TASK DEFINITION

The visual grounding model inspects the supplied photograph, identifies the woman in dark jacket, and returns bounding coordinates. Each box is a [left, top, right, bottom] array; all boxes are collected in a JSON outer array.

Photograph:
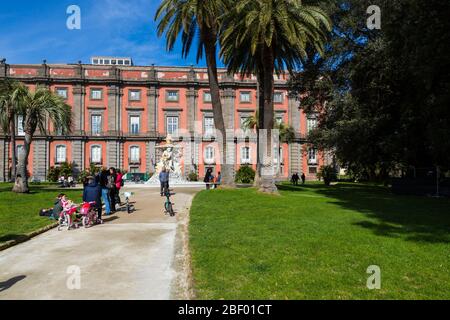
[[83, 176, 102, 220]]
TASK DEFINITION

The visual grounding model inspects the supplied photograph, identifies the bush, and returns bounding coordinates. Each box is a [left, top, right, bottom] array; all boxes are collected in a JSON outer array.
[[235, 165, 256, 184], [188, 172, 198, 182], [47, 166, 60, 182], [317, 165, 338, 186]]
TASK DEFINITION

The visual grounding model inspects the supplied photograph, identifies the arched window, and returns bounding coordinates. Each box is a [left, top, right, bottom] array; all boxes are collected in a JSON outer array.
[[91, 145, 102, 164], [56, 145, 67, 164], [130, 146, 140, 163]]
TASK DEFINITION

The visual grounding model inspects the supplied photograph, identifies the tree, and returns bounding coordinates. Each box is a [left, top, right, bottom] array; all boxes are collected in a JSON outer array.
[[221, 0, 331, 192], [289, 0, 450, 180], [12, 85, 72, 193], [0, 79, 23, 181], [155, 0, 235, 186]]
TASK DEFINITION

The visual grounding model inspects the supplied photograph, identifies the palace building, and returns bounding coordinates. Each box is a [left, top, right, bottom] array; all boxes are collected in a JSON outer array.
[[0, 58, 325, 182]]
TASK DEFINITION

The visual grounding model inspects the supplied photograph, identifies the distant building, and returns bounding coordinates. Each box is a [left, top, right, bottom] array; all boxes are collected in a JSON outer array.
[[0, 59, 326, 182], [91, 56, 133, 66]]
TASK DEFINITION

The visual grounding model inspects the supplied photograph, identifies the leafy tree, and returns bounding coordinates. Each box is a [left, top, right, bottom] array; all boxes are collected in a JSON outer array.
[[289, 0, 450, 180]]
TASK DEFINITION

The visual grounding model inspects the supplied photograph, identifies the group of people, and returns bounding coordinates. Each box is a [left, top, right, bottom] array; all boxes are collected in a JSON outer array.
[[82, 168, 124, 219], [291, 172, 306, 186], [58, 175, 76, 188], [204, 169, 221, 190]]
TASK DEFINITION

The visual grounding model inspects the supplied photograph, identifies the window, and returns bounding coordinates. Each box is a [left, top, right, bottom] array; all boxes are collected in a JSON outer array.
[[167, 116, 179, 135], [130, 116, 140, 134], [93, 59, 99, 64], [56, 145, 66, 164], [166, 90, 179, 102], [241, 147, 251, 164], [124, 60, 130, 65], [111, 60, 117, 65], [274, 92, 284, 103], [91, 89, 103, 100], [240, 91, 251, 103], [307, 118, 318, 133], [17, 115, 24, 136], [130, 146, 140, 163], [204, 146, 215, 164], [91, 115, 102, 135], [56, 88, 68, 99], [308, 148, 317, 165], [204, 117, 215, 136], [118, 60, 124, 65], [274, 147, 283, 164], [129, 90, 141, 101], [104, 59, 110, 65], [204, 91, 212, 103], [91, 146, 102, 164]]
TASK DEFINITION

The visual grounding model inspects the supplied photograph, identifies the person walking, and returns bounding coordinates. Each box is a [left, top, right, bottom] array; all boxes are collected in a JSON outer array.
[[159, 167, 170, 196], [292, 173, 300, 186], [301, 173, 306, 185], [115, 169, 124, 206], [99, 169, 111, 215], [108, 168, 118, 213], [83, 176, 103, 223], [215, 171, 222, 189], [203, 168, 212, 190]]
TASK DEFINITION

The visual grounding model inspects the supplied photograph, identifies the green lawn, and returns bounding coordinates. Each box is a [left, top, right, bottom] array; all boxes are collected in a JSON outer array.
[[189, 183, 450, 299], [0, 183, 82, 244]]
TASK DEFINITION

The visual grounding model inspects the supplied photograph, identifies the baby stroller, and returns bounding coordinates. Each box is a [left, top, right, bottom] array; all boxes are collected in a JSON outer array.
[[79, 201, 102, 228], [58, 205, 81, 231]]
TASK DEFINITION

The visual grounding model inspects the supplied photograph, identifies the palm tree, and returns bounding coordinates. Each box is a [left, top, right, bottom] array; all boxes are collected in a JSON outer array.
[[155, 0, 235, 186], [221, 0, 331, 192], [0, 79, 22, 181], [12, 85, 72, 193]]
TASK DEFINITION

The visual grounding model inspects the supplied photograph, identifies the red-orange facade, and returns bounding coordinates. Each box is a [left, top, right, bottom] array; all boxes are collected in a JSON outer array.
[[0, 61, 327, 181]]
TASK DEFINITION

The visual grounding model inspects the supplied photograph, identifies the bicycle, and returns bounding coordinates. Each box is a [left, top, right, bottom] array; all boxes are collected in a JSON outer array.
[[164, 189, 175, 217]]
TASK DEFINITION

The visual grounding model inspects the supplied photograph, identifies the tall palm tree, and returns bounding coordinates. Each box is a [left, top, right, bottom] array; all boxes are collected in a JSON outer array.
[[221, 0, 331, 192], [12, 85, 72, 193], [0, 79, 22, 181], [155, 0, 235, 186]]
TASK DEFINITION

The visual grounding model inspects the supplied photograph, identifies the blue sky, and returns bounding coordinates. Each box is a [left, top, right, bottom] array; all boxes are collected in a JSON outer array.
[[0, 0, 209, 66]]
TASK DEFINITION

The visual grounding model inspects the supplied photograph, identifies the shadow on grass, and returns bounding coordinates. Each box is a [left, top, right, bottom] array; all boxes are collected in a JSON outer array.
[[0, 234, 29, 243], [278, 183, 450, 244]]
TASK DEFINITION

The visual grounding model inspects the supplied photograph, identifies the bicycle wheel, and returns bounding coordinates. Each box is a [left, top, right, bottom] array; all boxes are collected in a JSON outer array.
[[168, 203, 175, 216]]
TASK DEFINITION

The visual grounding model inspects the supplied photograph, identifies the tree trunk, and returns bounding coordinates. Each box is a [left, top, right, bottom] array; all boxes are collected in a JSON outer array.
[[259, 45, 278, 193], [9, 118, 17, 182], [12, 132, 31, 193], [201, 27, 235, 187], [254, 62, 265, 188]]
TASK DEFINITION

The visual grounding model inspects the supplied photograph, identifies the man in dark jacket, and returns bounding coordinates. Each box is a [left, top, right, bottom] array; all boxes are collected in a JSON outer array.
[[159, 167, 170, 196], [83, 176, 102, 220]]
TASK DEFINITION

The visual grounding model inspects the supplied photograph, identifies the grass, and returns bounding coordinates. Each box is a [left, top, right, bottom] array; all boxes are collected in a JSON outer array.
[[189, 182, 450, 299], [0, 183, 82, 244]]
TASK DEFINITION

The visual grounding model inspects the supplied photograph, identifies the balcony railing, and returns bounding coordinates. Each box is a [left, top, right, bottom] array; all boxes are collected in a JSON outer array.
[[89, 158, 103, 165], [129, 158, 141, 165]]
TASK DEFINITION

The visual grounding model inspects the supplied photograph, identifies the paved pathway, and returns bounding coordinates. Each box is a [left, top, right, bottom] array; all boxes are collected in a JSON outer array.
[[0, 187, 200, 300]]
